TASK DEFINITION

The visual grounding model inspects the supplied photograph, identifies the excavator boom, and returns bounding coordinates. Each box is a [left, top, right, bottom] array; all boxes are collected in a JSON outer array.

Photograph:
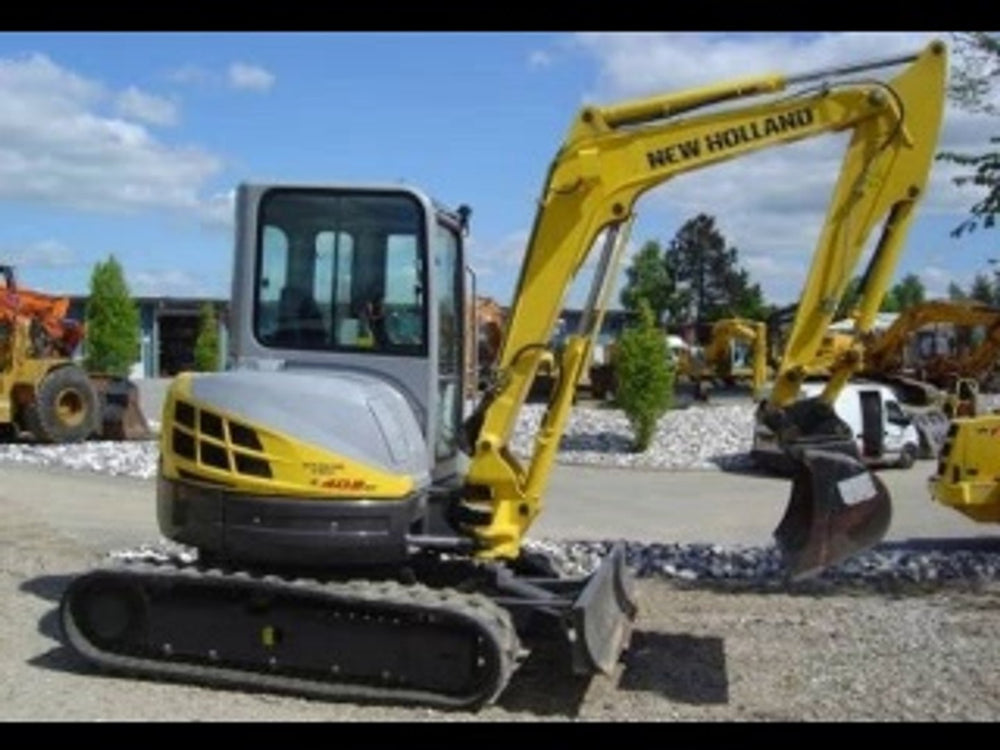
[[464, 41, 947, 578]]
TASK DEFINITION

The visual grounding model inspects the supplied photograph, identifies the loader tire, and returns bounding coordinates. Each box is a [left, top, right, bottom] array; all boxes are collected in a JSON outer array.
[[22, 365, 100, 444]]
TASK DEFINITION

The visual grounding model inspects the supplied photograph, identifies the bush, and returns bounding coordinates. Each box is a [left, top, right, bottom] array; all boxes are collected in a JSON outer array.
[[193, 302, 221, 372], [614, 299, 675, 451], [84, 255, 140, 377]]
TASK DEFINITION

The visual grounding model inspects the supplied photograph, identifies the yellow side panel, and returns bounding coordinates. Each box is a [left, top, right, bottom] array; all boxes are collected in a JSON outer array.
[[160, 376, 414, 500]]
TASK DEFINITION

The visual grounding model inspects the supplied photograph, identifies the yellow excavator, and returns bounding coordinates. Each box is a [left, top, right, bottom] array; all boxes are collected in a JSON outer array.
[[689, 317, 768, 399], [862, 299, 1000, 393], [59, 40, 947, 708], [929, 414, 1000, 523]]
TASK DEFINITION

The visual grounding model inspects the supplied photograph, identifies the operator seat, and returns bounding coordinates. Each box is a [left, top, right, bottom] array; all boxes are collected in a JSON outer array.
[[274, 285, 327, 348]]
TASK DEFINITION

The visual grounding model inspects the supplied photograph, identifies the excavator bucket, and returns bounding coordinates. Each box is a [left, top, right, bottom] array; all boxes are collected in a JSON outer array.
[[775, 447, 891, 580], [89, 375, 153, 441], [763, 397, 892, 580]]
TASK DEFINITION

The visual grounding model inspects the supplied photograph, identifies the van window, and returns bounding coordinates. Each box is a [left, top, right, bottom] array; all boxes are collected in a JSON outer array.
[[885, 399, 906, 423]]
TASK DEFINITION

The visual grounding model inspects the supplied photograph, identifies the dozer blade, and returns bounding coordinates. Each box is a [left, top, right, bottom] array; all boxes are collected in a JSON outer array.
[[775, 448, 892, 580], [568, 542, 639, 675]]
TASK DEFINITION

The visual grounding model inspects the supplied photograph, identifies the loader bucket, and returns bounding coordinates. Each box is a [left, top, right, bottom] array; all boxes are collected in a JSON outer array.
[[89, 375, 153, 441], [775, 447, 891, 580], [568, 542, 639, 675]]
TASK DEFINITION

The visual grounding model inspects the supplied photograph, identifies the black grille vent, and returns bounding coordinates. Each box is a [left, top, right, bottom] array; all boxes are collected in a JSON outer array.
[[230, 421, 263, 451], [200, 441, 230, 471], [175, 401, 196, 428], [173, 429, 196, 460], [200, 410, 225, 440], [235, 453, 272, 478], [170, 399, 272, 480]]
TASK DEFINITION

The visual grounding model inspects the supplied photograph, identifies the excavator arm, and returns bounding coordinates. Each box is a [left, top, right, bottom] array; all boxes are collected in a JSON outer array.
[[862, 300, 1000, 378], [462, 41, 948, 575]]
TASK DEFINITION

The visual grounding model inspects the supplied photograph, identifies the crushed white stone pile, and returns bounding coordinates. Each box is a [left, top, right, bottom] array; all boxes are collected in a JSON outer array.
[[0, 402, 758, 476]]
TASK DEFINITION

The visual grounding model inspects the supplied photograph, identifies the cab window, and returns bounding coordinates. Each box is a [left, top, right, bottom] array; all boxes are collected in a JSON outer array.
[[253, 189, 427, 355]]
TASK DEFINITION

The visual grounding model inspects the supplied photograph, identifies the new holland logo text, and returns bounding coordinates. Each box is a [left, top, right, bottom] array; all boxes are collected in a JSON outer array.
[[646, 107, 816, 169]]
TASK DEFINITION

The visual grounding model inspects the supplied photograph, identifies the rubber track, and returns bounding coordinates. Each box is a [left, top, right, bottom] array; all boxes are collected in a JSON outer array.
[[60, 555, 524, 710]]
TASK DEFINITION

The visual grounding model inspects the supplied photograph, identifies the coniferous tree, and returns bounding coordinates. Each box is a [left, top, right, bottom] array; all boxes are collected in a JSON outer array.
[[664, 214, 766, 324], [614, 299, 675, 451], [85, 255, 140, 376]]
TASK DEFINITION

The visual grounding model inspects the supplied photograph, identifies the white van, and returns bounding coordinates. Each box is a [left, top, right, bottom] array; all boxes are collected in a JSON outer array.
[[752, 380, 921, 473]]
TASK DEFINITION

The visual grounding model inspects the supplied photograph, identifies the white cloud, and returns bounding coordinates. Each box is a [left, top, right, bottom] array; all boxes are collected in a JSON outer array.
[[922, 264, 956, 297], [199, 188, 236, 230], [0, 238, 75, 268], [115, 86, 179, 127], [227, 62, 275, 92], [165, 64, 210, 86], [528, 50, 552, 68], [468, 228, 530, 277], [130, 268, 221, 297], [165, 61, 276, 93], [0, 52, 224, 221]]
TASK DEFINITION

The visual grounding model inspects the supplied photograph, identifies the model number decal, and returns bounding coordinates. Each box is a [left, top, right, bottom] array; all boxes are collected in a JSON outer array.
[[319, 477, 375, 492], [303, 461, 346, 475]]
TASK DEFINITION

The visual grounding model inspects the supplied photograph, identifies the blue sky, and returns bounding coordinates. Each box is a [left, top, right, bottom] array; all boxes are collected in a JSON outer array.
[[0, 31, 995, 310]]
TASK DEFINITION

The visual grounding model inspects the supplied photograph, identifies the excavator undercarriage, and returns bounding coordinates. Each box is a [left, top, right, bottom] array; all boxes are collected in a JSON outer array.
[[61, 543, 636, 709]]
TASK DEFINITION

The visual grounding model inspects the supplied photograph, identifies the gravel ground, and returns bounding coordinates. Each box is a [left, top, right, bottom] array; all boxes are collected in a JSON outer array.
[[3, 399, 1000, 721], [3, 512, 998, 722]]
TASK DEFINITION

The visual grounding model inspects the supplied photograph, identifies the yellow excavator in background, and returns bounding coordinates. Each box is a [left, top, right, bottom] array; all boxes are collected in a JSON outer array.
[[688, 317, 768, 399], [60, 41, 947, 709], [848, 299, 1000, 456], [767, 302, 855, 380], [930, 413, 1000, 523], [920, 311, 1000, 523], [861, 298, 1000, 396]]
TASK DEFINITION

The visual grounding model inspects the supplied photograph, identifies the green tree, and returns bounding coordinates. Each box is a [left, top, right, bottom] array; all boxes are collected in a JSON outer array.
[[614, 299, 674, 451], [194, 302, 221, 372], [948, 281, 968, 300], [969, 272, 997, 305], [664, 213, 766, 324], [836, 273, 921, 315], [619, 239, 675, 324], [937, 32, 999, 235], [880, 287, 902, 313], [85, 254, 140, 376], [889, 273, 926, 311]]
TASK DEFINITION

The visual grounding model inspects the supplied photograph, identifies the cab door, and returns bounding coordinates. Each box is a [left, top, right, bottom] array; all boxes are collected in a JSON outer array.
[[430, 219, 466, 482]]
